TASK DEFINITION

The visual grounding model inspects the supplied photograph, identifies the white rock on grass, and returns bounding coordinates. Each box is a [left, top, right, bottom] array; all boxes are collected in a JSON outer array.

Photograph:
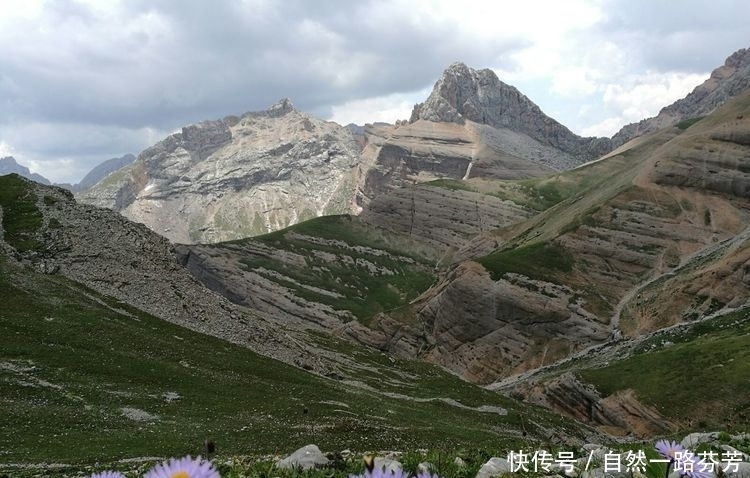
[[681, 432, 718, 449], [721, 445, 750, 462], [373, 457, 403, 474], [720, 461, 750, 478], [475, 457, 511, 478], [276, 444, 329, 470], [579, 465, 632, 478], [120, 407, 158, 422]]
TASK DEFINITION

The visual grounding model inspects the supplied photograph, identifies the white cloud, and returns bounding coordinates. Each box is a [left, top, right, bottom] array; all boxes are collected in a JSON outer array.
[[581, 71, 708, 136], [0, 141, 18, 158], [328, 89, 430, 126]]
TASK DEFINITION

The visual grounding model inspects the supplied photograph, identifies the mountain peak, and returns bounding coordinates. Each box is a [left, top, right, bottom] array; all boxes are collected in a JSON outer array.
[[725, 47, 750, 69], [411, 62, 611, 161], [266, 98, 295, 117], [0, 156, 51, 185], [0, 156, 18, 166]]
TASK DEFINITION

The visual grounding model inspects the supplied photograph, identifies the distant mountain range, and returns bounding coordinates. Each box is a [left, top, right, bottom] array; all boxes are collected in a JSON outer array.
[[0, 153, 135, 192], [0, 156, 51, 185], [74, 47, 750, 245]]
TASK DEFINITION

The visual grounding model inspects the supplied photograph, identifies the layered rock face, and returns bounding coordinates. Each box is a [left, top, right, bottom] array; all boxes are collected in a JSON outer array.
[[410, 62, 612, 161], [417, 262, 610, 384], [358, 120, 559, 205], [79, 99, 363, 244], [415, 90, 750, 384], [360, 181, 533, 252], [613, 47, 750, 145], [512, 373, 675, 437]]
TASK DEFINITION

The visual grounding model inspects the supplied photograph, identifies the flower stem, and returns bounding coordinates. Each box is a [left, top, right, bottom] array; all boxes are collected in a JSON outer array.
[[664, 460, 673, 478]]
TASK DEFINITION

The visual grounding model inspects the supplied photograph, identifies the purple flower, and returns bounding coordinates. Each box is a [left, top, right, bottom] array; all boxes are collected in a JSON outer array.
[[655, 440, 715, 478], [655, 440, 686, 461], [144, 455, 219, 478], [90, 473, 126, 478], [349, 469, 411, 478], [675, 455, 715, 478]]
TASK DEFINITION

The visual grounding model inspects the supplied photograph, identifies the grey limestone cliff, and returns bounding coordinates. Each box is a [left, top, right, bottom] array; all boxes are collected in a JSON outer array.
[[78, 99, 363, 244]]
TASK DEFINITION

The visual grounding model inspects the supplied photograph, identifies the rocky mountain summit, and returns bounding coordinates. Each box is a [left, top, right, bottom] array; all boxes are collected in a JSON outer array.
[[410, 62, 613, 162], [0, 156, 50, 185], [78, 99, 364, 244], [613, 47, 750, 145]]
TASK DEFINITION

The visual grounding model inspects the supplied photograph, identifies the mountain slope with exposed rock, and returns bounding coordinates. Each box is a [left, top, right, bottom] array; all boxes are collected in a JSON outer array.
[[613, 47, 750, 145], [78, 99, 364, 244], [0, 174, 334, 373], [416, 88, 750, 385]]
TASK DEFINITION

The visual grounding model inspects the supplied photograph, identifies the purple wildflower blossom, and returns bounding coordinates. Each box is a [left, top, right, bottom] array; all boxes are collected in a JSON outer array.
[[655, 440, 715, 478], [676, 455, 715, 478], [349, 468, 411, 478], [655, 440, 686, 461], [90, 472, 126, 478], [143, 455, 219, 478]]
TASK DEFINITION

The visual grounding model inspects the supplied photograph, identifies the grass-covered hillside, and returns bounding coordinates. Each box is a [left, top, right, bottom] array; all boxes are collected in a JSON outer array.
[[579, 307, 750, 431], [179, 214, 438, 325], [0, 254, 587, 467]]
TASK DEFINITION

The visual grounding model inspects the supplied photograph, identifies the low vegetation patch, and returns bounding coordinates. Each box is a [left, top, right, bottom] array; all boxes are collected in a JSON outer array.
[[477, 241, 573, 283], [231, 215, 436, 321], [0, 174, 44, 252], [676, 116, 705, 130]]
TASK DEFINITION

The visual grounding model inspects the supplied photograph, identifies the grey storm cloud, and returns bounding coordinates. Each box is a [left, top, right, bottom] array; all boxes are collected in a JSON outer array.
[[0, 0, 525, 130], [599, 0, 750, 72]]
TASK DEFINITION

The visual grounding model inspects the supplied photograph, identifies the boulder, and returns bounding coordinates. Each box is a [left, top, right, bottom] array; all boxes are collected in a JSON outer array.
[[276, 444, 329, 470]]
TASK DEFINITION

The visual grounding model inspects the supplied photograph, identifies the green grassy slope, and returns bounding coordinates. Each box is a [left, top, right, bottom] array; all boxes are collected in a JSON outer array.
[[579, 308, 750, 431], [0, 174, 45, 252], [0, 256, 583, 466], [204, 215, 437, 323]]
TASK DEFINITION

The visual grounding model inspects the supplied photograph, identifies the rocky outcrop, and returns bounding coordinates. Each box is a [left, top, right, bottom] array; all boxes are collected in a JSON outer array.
[[514, 373, 675, 437], [356, 116, 559, 208], [410, 62, 612, 161], [0, 175, 334, 374], [613, 47, 750, 145], [0, 156, 51, 185], [78, 99, 363, 244], [416, 262, 610, 384], [360, 181, 533, 253]]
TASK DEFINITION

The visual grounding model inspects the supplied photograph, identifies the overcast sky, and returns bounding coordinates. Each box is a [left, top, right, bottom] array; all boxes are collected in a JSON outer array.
[[1, 0, 748, 184]]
